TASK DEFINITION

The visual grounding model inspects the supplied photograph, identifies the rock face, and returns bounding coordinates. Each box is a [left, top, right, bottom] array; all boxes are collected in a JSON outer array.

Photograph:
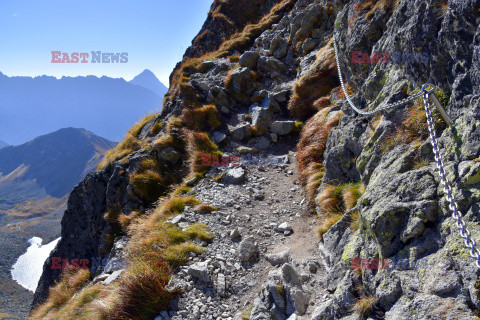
[[32, 0, 480, 319]]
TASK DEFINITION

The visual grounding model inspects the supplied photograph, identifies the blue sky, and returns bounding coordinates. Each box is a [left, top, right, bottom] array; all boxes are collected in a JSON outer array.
[[0, 0, 213, 85]]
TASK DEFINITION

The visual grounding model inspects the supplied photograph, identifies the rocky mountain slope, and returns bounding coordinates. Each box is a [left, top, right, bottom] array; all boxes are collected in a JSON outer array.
[[0, 128, 115, 320], [0, 128, 116, 219], [31, 0, 480, 319]]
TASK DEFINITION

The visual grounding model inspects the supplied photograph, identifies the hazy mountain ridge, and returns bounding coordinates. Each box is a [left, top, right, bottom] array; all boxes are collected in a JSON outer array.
[[0, 128, 116, 212], [0, 71, 166, 145], [0, 140, 9, 148], [129, 69, 168, 97]]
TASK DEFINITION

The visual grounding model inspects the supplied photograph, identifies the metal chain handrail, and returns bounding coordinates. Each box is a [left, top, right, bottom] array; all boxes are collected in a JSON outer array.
[[333, 32, 480, 267], [333, 35, 424, 115], [422, 89, 480, 268]]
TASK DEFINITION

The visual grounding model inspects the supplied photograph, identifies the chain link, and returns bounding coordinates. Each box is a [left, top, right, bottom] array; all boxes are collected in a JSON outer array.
[[333, 36, 424, 115], [423, 92, 480, 268], [333, 33, 480, 267]]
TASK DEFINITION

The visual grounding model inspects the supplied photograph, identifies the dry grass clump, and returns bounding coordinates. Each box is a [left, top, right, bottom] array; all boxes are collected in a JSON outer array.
[[316, 182, 365, 214], [118, 210, 143, 231], [380, 88, 449, 153], [349, 210, 362, 232], [358, 0, 400, 21], [150, 122, 163, 135], [316, 182, 365, 240], [193, 204, 218, 214], [98, 114, 159, 169], [30, 269, 92, 319], [187, 131, 223, 177], [174, 185, 195, 195], [435, 0, 449, 18], [316, 184, 345, 214], [352, 295, 377, 315], [305, 163, 325, 204], [130, 158, 172, 203], [297, 109, 344, 198], [228, 55, 240, 63], [288, 39, 339, 120], [317, 213, 344, 241], [108, 260, 173, 320], [105, 196, 213, 320], [153, 134, 175, 150], [182, 104, 221, 131], [342, 182, 366, 211]]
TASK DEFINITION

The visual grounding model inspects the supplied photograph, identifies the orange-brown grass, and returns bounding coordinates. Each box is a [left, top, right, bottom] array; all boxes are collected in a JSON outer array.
[[316, 182, 365, 214], [349, 210, 362, 232], [313, 96, 331, 111], [434, 0, 449, 18], [150, 121, 163, 135], [30, 269, 91, 319], [288, 39, 339, 120], [316, 184, 345, 214], [317, 213, 343, 241], [358, 0, 400, 21], [380, 88, 449, 153], [305, 163, 325, 205], [182, 104, 221, 131], [130, 167, 169, 203], [352, 295, 377, 315], [187, 131, 222, 177], [297, 109, 343, 190], [194, 204, 218, 214], [118, 210, 143, 230], [107, 196, 212, 320], [98, 114, 158, 169], [342, 182, 366, 211], [228, 55, 240, 63], [108, 260, 175, 320], [153, 134, 175, 150]]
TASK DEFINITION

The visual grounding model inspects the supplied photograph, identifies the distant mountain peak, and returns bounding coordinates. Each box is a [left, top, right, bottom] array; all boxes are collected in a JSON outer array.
[[0, 139, 9, 149], [129, 69, 168, 97]]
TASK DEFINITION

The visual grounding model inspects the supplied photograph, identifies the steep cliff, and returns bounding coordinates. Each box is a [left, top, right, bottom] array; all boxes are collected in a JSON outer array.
[[31, 0, 480, 319]]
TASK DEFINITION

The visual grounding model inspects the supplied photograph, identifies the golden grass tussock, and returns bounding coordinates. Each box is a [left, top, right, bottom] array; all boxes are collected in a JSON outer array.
[[317, 213, 344, 241], [105, 196, 213, 320], [30, 269, 92, 319], [187, 131, 223, 177], [288, 39, 339, 120], [297, 108, 343, 193], [181, 104, 221, 131], [315, 182, 365, 241], [107, 260, 175, 320], [98, 113, 159, 169], [194, 204, 218, 214], [357, 0, 400, 21], [342, 182, 366, 211], [130, 163, 169, 203], [150, 121, 163, 135], [316, 184, 345, 214], [316, 182, 365, 214], [352, 295, 377, 315], [381, 88, 449, 153]]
